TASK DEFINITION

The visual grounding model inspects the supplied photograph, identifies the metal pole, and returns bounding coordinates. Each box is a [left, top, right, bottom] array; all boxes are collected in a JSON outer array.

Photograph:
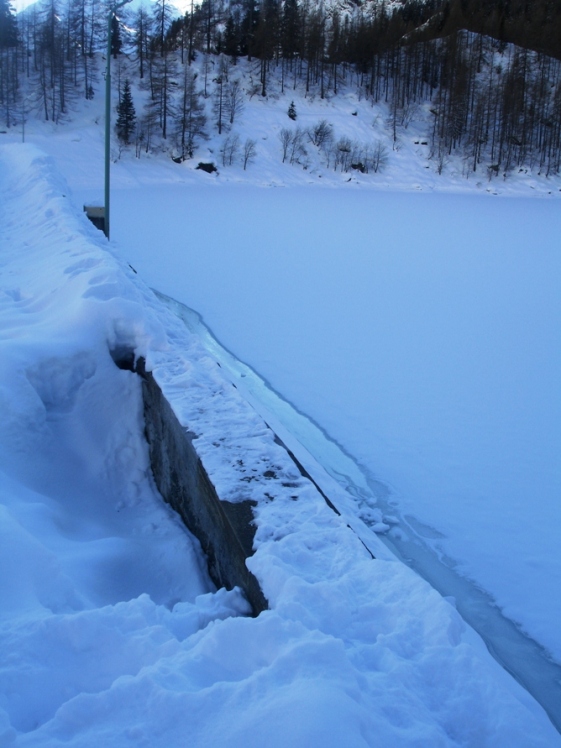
[[104, 10, 112, 239], [104, 0, 131, 240]]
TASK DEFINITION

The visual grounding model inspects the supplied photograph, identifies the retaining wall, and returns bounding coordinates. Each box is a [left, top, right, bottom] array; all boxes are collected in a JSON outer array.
[[136, 358, 268, 615]]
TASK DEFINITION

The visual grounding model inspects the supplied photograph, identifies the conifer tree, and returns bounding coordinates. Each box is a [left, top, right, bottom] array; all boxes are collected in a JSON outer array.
[[111, 14, 122, 58], [223, 11, 242, 58], [116, 78, 136, 145], [0, 0, 18, 128], [280, 0, 299, 61], [0, 0, 17, 48]]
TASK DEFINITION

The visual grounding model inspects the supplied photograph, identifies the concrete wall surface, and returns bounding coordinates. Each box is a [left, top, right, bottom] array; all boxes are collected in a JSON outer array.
[[138, 360, 268, 615]]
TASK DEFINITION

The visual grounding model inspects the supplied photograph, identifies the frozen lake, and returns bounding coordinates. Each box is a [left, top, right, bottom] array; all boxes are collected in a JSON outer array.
[[107, 185, 561, 667]]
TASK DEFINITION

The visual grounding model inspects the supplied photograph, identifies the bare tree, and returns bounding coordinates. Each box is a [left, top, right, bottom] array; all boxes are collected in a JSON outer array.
[[225, 78, 244, 125], [213, 71, 225, 133], [370, 140, 388, 173], [201, 53, 212, 97], [243, 137, 257, 169], [33, 0, 77, 123], [288, 126, 306, 164], [220, 131, 240, 165], [138, 103, 159, 154], [279, 127, 306, 165], [334, 136, 352, 171], [279, 127, 291, 162], [132, 3, 151, 80], [212, 57, 230, 134], [152, 0, 172, 56], [308, 119, 333, 148], [174, 65, 206, 159], [150, 50, 177, 139]]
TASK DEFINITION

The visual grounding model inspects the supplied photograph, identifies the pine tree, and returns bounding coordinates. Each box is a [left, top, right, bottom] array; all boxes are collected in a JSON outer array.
[[111, 14, 122, 59], [116, 79, 136, 145], [240, 0, 258, 60], [0, 0, 17, 48], [0, 0, 17, 128], [280, 0, 299, 61], [223, 11, 241, 58]]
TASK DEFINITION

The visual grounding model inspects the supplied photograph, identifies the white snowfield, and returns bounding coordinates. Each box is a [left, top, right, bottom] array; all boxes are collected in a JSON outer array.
[[1, 145, 559, 746]]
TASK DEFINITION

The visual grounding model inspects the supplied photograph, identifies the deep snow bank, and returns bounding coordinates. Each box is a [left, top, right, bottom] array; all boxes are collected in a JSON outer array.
[[1, 144, 559, 746]]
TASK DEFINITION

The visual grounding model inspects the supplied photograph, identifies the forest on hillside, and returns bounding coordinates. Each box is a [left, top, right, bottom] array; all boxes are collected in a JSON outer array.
[[1, 0, 561, 177]]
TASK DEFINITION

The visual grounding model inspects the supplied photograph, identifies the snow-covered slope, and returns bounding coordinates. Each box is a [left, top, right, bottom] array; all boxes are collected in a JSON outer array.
[[1, 144, 560, 745], [7, 50, 560, 200]]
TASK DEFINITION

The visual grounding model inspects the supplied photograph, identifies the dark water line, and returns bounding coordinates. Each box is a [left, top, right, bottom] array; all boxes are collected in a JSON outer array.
[[370, 505, 561, 733]]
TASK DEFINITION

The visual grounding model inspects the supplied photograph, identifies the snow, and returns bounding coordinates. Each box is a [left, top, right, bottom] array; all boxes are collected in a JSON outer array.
[[1, 146, 560, 746], [1, 63, 561, 743], [10, 50, 561, 199], [105, 184, 561, 664], [55, 60, 557, 672], [0, 144, 249, 742]]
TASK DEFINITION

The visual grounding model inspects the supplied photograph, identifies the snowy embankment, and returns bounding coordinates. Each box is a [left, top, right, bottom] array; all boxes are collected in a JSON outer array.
[[1, 144, 560, 746]]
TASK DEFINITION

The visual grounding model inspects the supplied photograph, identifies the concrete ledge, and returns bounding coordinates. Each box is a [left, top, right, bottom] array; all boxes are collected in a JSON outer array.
[[137, 359, 268, 616]]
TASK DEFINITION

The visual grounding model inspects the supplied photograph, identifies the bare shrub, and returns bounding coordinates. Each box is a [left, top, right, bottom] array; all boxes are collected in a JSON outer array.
[[221, 132, 240, 166], [370, 140, 389, 173], [279, 128, 292, 163], [308, 119, 333, 149], [243, 138, 257, 170]]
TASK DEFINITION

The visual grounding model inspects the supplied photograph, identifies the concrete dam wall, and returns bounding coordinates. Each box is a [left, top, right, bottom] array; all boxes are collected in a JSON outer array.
[[135, 358, 268, 615]]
